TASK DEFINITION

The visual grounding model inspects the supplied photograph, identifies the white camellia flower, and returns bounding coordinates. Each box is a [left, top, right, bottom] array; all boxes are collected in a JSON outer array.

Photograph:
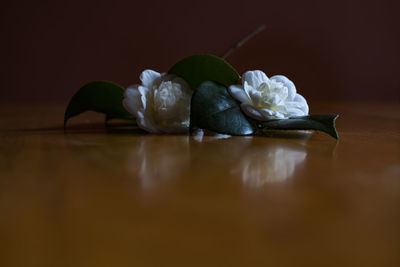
[[228, 70, 309, 121], [123, 70, 192, 133]]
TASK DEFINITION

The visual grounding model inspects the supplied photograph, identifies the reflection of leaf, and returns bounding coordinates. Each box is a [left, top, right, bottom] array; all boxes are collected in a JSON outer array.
[[259, 114, 339, 139], [190, 81, 256, 135], [168, 54, 240, 89], [64, 81, 135, 126]]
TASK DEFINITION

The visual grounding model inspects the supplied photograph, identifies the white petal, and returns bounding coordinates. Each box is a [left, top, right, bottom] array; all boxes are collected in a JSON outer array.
[[244, 81, 263, 106], [123, 87, 159, 133], [136, 110, 159, 133], [241, 104, 266, 121], [267, 83, 288, 105], [173, 76, 192, 95], [270, 75, 296, 101], [140, 69, 161, 88], [258, 108, 285, 120], [170, 75, 190, 90], [294, 94, 309, 114], [138, 86, 150, 110], [286, 93, 309, 115], [285, 107, 306, 117], [241, 104, 287, 121], [242, 70, 269, 88], [123, 85, 142, 116], [243, 81, 254, 98], [124, 84, 140, 98], [228, 85, 251, 104]]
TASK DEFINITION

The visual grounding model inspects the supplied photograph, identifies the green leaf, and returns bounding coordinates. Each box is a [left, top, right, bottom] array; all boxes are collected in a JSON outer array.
[[259, 114, 339, 139], [168, 54, 240, 89], [190, 81, 256, 135], [64, 81, 134, 126]]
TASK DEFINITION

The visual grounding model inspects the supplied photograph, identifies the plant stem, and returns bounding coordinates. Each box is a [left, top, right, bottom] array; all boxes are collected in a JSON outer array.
[[221, 24, 266, 60]]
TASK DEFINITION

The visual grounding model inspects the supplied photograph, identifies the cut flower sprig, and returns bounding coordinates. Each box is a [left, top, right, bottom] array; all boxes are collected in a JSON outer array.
[[65, 54, 338, 139]]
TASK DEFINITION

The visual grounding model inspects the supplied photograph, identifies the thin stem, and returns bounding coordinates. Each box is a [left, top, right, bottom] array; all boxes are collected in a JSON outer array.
[[221, 24, 266, 60]]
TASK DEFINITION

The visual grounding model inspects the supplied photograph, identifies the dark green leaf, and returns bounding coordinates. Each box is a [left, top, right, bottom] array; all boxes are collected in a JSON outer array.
[[190, 81, 256, 135], [259, 114, 339, 139], [64, 81, 134, 126], [168, 54, 240, 89]]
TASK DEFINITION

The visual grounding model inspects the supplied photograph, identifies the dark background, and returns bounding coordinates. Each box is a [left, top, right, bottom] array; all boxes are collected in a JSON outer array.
[[1, 0, 399, 104]]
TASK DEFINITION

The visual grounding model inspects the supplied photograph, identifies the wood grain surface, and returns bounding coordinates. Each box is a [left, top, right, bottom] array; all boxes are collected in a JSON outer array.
[[0, 102, 399, 267]]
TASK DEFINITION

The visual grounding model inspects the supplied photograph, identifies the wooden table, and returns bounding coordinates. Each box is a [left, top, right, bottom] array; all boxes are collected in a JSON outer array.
[[1, 102, 399, 267]]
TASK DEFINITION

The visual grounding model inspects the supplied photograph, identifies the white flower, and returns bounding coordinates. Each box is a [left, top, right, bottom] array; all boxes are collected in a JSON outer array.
[[228, 70, 309, 121], [123, 70, 192, 133]]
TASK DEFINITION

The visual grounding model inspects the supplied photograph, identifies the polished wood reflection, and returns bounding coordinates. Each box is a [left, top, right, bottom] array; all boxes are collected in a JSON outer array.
[[0, 102, 399, 266]]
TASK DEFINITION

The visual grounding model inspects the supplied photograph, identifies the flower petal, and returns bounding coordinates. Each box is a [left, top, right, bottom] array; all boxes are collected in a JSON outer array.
[[244, 81, 263, 106], [241, 103, 287, 121], [286, 93, 309, 116], [241, 104, 266, 121], [123, 85, 142, 116], [270, 75, 296, 101], [169, 75, 190, 89], [242, 70, 269, 88], [258, 108, 285, 120], [140, 69, 161, 88], [294, 94, 309, 114], [228, 85, 251, 104], [243, 81, 254, 98], [285, 107, 306, 117], [138, 85, 150, 110], [123, 85, 159, 133], [136, 110, 159, 133]]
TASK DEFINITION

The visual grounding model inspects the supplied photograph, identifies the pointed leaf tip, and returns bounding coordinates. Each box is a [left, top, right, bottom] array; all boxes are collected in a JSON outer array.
[[259, 114, 339, 139]]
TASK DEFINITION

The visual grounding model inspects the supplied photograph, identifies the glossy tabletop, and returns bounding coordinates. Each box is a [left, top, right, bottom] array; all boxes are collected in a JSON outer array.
[[0, 102, 399, 267]]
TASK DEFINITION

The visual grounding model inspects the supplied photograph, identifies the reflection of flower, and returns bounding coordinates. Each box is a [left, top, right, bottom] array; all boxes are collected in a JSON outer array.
[[233, 145, 306, 187], [229, 70, 309, 121], [123, 70, 192, 133], [126, 136, 190, 190]]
